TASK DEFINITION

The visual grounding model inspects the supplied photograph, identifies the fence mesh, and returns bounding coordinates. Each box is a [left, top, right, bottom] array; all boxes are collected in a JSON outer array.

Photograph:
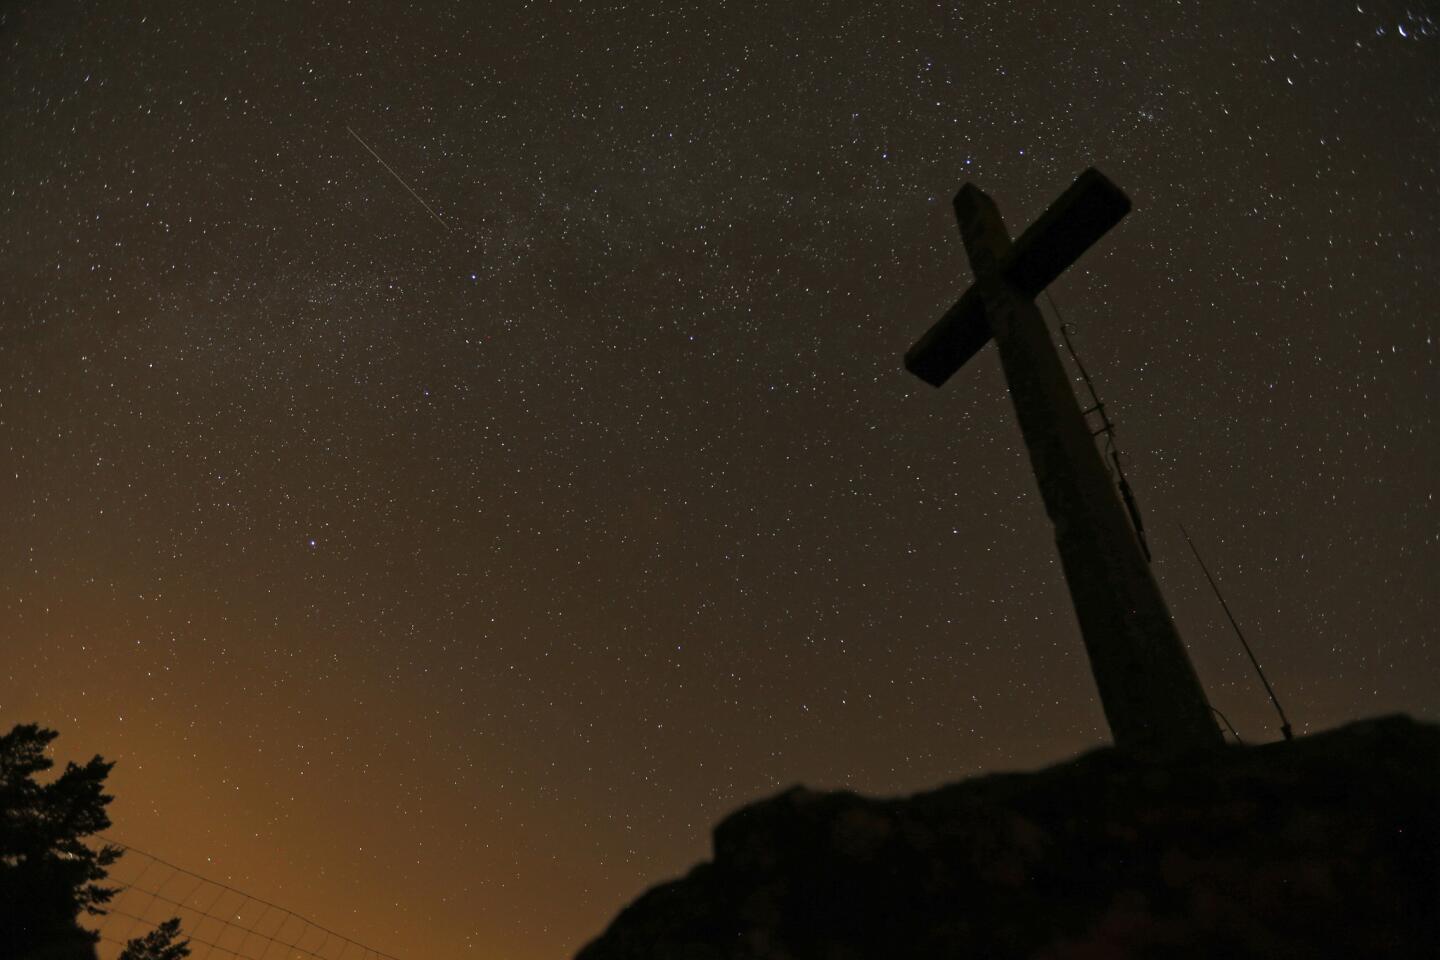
[[90, 838, 401, 960]]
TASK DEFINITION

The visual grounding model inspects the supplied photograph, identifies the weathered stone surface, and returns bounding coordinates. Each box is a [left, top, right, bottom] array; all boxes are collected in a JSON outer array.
[[576, 716, 1439, 959]]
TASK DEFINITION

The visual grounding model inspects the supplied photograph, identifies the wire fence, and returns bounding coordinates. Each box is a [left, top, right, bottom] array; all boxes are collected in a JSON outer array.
[[89, 837, 402, 960]]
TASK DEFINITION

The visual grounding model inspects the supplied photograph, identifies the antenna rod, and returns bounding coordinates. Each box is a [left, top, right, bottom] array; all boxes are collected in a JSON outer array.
[[1178, 522, 1294, 741]]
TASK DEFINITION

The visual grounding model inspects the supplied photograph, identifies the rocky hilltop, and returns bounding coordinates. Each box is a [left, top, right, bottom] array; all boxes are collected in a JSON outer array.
[[577, 715, 1438, 959]]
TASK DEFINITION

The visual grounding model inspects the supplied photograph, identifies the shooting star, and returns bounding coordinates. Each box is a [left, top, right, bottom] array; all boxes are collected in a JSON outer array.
[[346, 125, 451, 233]]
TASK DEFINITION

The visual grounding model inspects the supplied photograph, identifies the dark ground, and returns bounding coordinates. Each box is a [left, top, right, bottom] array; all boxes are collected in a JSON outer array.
[[578, 715, 1439, 959]]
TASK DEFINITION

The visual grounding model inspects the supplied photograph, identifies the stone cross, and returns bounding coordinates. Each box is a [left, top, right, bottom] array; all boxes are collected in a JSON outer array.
[[906, 168, 1223, 756]]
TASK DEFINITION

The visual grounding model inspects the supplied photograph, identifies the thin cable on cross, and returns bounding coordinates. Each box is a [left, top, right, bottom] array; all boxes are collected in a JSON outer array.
[[91, 836, 404, 960]]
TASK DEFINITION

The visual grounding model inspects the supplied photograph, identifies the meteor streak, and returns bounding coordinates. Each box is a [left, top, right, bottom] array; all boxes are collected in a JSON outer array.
[[346, 125, 451, 233]]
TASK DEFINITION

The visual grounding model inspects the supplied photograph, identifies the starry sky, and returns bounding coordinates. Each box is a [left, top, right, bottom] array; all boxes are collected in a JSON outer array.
[[3, 2, 1437, 957]]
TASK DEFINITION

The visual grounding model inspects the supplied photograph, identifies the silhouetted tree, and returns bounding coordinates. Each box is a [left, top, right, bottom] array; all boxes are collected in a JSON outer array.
[[117, 918, 190, 960], [0, 723, 120, 960], [0, 723, 191, 960]]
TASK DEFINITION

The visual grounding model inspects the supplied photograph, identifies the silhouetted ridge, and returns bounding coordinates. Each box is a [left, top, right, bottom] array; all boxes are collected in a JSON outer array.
[[577, 715, 1438, 959]]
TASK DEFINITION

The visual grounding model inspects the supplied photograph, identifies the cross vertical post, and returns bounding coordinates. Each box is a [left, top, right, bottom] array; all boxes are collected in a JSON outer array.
[[907, 169, 1222, 757]]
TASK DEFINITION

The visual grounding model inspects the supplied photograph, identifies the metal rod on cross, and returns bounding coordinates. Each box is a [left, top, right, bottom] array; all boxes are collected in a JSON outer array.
[[1055, 315, 1152, 562], [905, 167, 1223, 757]]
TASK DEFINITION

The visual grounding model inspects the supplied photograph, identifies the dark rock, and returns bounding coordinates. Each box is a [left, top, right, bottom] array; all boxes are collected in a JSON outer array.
[[576, 715, 1439, 959]]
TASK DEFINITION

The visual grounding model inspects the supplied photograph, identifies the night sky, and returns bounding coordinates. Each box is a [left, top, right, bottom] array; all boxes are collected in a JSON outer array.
[[3, 2, 1437, 958]]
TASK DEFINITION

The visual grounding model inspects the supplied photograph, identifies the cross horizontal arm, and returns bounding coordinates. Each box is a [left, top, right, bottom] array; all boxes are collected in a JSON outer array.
[[903, 286, 990, 387], [1002, 167, 1131, 298], [904, 168, 1131, 388]]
